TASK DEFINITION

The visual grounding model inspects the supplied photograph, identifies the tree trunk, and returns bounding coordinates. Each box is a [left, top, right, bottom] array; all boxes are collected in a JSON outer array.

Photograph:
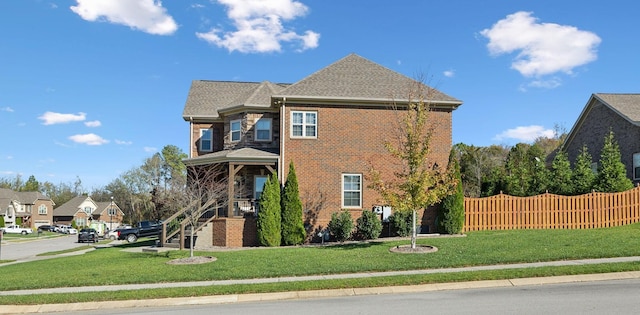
[[411, 209, 417, 249], [189, 225, 194, 257]]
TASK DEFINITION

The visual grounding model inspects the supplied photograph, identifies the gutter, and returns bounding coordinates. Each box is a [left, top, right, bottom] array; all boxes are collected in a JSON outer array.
[[279, 97, 286, 185]]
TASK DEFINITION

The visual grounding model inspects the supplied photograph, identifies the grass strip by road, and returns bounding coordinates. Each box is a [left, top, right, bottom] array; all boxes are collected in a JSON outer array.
[[1, 223, 640, 304], [2, 261, 640, 305]]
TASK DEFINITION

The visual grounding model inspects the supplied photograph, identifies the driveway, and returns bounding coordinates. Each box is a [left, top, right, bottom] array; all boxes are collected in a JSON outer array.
[[0, 234, 80, 262]]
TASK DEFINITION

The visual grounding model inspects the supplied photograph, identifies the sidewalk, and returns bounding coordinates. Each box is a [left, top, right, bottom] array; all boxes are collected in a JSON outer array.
[[2, 254, 640, 314]]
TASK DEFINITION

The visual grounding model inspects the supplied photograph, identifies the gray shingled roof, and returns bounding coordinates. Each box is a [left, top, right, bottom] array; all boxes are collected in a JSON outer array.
[[275, 54, 462, 105], [53, 195, 90, 216], [183, 81, 289, 120], [594, 93, 640, 123], [183, 147, 279, 166]]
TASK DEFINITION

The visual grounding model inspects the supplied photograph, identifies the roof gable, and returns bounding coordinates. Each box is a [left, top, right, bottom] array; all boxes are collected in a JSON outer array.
[[275, 54, 462, 105], [53, 196, 95, 216], [594, 93, 640, 123]]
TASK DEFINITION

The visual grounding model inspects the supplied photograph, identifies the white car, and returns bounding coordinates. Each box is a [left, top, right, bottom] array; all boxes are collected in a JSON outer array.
[[66, 228, 78, 235], [1, 225, 33, 235]]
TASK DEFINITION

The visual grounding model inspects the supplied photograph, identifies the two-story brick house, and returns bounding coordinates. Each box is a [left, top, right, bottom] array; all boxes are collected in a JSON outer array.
[[182, 54, 463, 247], [53, 195, 124, 231], [0, 188, 55, 229]]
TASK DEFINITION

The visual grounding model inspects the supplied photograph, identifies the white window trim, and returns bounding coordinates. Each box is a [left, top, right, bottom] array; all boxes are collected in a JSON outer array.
[[199, 128, 213, 152], [38, 204, 47, 215], [255, 118, 272, 142], [290, 111, 317, 139], [230, 119, 241, 142], [342, 173, 362, 208]]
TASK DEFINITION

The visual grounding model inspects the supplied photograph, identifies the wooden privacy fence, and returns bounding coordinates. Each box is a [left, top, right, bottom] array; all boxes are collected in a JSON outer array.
[[464, 186, 640, 231]]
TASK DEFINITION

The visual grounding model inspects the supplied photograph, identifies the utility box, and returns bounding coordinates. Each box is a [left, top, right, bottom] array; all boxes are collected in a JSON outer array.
[[372, 205, 392, 222]]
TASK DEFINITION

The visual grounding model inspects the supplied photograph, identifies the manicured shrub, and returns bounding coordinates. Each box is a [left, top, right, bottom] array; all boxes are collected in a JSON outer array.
[[257, 173, 281, 247], [438, 149, 465, 234], [328, 210, 353, 242], [0, 215, 4, 227], [281, 162, 306, 246], [387, 211, 412, 237], [355, 210, 382, 240]]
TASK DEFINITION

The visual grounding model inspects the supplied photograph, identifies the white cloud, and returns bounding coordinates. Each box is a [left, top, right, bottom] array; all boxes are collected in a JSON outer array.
[[115, 139, 133, 145], [1, 107, 14, 112], [144, 147, 157, 152], [70, 0, 178, 35], [85, 120, 102, 127], [494, 125, 555, 143], [69, 133, 109, 145], [480, 11, 601, 77], [39, 111, 86, 125], [443, 70, 455, 78], [196, 0, 319, 53]]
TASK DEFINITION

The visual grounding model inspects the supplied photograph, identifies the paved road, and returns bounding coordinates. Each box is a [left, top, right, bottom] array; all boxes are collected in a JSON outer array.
[[37, 278, 640, 315], [0, 234, 79, 261]]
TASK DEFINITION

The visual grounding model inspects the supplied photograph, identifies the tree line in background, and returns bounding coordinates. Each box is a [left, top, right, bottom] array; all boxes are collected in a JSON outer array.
[[455, 129, 633, 198]]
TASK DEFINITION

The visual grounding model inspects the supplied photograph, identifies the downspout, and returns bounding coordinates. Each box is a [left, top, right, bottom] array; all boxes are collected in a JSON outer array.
[[279, 97, 286, 185], [188, 116, 193, 158]]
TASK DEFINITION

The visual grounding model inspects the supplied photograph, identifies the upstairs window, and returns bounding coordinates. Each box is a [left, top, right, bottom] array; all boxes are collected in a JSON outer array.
[[634, 153, 640, 180], [255, 118, 272, 141], [200, 128, 213, 152], [342, 174, 362, 208], [230, 120, 241, 142], [291, 111, 317, 138], [38, 204, 47, 215], [84, 206, 92, 215]]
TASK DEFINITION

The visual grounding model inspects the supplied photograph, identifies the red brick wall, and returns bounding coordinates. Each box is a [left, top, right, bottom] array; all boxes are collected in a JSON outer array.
[[212, 217, 258, 247], [282, 104, 453, 235]]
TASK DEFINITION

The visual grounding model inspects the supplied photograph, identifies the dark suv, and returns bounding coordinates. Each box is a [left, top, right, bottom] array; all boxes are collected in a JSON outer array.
[[78, 228, 98, 243]]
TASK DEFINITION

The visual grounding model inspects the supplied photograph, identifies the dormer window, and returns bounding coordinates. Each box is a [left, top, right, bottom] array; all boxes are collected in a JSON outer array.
[[231, 120, 241, 142], [255, 118, 272, 141]]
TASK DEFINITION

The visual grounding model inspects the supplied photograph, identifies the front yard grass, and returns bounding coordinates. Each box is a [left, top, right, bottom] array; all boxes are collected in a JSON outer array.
[[1, 223, 640, 304]]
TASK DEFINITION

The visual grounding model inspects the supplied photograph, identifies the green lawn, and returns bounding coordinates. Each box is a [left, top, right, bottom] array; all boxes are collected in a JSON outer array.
[[2, 223, 640, 305]]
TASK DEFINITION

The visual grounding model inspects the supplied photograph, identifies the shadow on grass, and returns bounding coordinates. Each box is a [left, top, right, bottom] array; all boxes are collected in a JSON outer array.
[[112, 239, 157, 249], [318, 241, 384, 250]]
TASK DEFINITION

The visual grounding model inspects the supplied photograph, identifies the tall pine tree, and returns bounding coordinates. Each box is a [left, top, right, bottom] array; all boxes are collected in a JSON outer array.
[[257, 172, 281, 247], [437, 149, 465, 234], [281, 162, 306, 245], [550, 150, 573, 195], [572, 145, 595, 195], [594, 131, 633, 192]]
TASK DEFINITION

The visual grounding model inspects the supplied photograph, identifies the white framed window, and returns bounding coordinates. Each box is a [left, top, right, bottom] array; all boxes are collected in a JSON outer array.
[[255, 118, 272, 141], [76, 218, 86, 227], [342, 174, 362, 208], [291, 111, 317, 138], [38, 204, 47, 215], [108, 207, 117, 216], [84, 206, 92, 215], [230, 119, 241, 142], [254, 175, 268, 200], [200, 128, 213, 152]]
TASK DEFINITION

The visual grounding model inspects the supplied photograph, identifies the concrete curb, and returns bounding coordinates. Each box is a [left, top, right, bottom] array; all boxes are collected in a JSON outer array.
[[2, 271, 640, 314]]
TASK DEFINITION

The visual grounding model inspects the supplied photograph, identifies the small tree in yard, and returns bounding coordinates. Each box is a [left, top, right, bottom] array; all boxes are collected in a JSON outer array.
[[257, 172, 281, 247], [328, 210, 354, 242], [437, 148, 465, 234], [281, 162, 306, 246], [387, 211, 412, 237], [368, 82, 457, 249], [594, 130, 633, 193], [355, 210, 382, 240], [182, 164, 228, 257]]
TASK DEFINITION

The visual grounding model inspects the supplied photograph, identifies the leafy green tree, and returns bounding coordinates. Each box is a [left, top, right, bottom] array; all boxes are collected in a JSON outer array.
[[437, 149, 465, 234], [21, 175, 40, 192], [368, 84, 456, 249], [504, 143, 531, 196], [572, 145, 596, 195], [281, 162, 306, 246], [527, 144, 551, 195], [481, 166, 506, 197], [594, 131, 633, 192], [549, 150, 573, 195], [387, 211, 412, 237], [355, 210, 382, 240], [0, 215, 5, 227], [328, 210, 353, 242], [257, 172, 281, 247]]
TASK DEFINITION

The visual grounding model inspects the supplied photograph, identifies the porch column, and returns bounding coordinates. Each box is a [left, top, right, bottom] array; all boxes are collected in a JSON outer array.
[[227, 163, 244, 217]]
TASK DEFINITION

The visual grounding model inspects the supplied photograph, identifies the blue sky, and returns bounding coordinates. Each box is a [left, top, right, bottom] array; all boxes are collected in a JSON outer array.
[[1, 0, 638, 190]]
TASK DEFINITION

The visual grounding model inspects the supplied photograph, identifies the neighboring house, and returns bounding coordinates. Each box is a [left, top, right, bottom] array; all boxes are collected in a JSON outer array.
[[182, 54, 463, 247], [53, 196, 124, 229], [0, 188, 55, 229], [563, 93, 640, 184]]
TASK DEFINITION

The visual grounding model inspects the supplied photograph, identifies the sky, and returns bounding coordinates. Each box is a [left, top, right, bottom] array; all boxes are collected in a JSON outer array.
[[1, 0, 639, 190]]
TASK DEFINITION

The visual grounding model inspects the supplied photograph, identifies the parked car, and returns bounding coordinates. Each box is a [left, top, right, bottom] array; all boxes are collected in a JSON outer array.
[[1, 225, 33, 235], [37, 225, 55, 232], [117, 221, 162, 243], [77, 228, 98, 243], [66, 227, 78, 235]]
